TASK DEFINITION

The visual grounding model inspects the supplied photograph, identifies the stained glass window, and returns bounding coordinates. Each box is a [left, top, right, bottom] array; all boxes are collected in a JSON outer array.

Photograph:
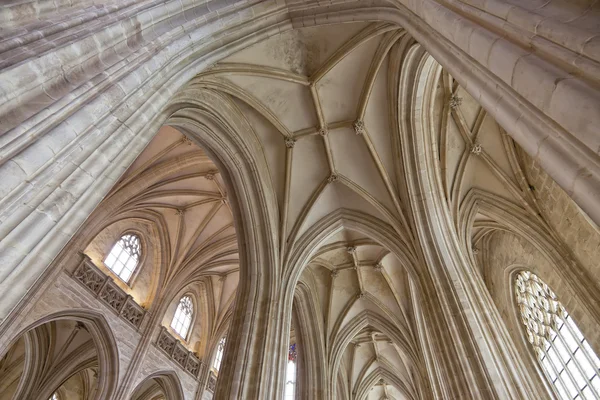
[[285, 343, 297, 399], [213, 337, 226, 371], [171, 296, 194, 339], [104, 233, 141, 283], [516, 271, 600, 399]]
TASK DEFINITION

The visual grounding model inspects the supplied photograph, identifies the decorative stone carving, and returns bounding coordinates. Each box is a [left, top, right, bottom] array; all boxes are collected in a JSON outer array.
[[470, 143, 482, 155], [374, 263, 383, 272], [328, 174, 338, 183], [121, 301, 145, 328], [173, 343, 188, 367], [472, 247, 480, 255], [331, 269, 339, 278], [207, 371, 217, 392], [357, 291, 366, 299], [449, 94, 462, 109], [285, 137, 296, 148], [175, 208, 184, 216], [99, 282, 127, 311], [157, 327, 177, 355], [186, 356, 201, 376], [205, 172, 215, 180], [73, 261, 106, 294], [72, 256, 146, 328], [182, 136, 193, 146], [353, 119, 366, 135], [319, 126, 328, 136], [156, 326, 201, 378], [346, 246, 356, 254]]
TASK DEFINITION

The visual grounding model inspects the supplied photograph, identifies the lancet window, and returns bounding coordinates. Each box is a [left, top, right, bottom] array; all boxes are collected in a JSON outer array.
[[213, 337, 226, 371], [50, 393, 59, 400], [516, 271, 600, 399], [104, 233, 141, 283], [285, 343, 297, 400], [171, 295, 194, 339]]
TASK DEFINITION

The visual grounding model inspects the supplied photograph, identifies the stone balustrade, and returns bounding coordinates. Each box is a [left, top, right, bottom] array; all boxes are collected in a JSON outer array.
[[71, 254, 146, 329], [156, 326, 202, 379]]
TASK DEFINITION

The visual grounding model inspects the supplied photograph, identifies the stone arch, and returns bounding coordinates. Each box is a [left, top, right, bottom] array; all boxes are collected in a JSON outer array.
[[462, 189, 600, 354], [277, 208, 430, 399], [354, 366, 414, 400], [293, 281, 328, 400], [0, 309, 119, 400], [159, 86, 280, 399], [130, 370, 184, 400]]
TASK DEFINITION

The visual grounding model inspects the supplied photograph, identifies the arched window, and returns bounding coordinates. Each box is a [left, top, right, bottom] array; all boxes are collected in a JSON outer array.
[[104, 233, 141, 283], [213, 337, 226, 371], [516, 271, 600, 399], [49, 393, 59, 400], [285, 343, 297, 400], [171, 296, 194, 339]]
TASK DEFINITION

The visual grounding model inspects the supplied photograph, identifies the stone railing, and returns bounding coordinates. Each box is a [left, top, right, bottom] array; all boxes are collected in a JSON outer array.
[[207, 370, 217, 393], [156, 326, 202, 378], [72, 255, 146, 328]]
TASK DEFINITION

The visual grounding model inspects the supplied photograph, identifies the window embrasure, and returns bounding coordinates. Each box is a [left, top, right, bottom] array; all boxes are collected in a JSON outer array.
[[171, 295, 194, 339], [104, 233, 141, 283], [516, 271, 600, 399]]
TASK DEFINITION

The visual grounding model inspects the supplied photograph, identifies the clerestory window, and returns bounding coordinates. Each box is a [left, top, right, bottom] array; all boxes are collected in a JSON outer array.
[[213, 336, 226, 371], [516, 271, 600, 399], [50, 393, 59, 400], [171, 295, 194, 339], [285, 343, 297, 400], [104, 233, 141, 283]]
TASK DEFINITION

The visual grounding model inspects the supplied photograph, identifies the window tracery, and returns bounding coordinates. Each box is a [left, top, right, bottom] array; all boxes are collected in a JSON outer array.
[[171, 295, 194, 339], [103, 233, 141, 283], [516, 271, 600, 399], [213, 337, 226, 371], [285, 343, 297, 400]]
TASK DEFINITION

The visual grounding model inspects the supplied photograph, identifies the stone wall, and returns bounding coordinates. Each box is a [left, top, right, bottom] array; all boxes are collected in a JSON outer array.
[[523, 154, 600, 281], [0, 269, 201, 400]]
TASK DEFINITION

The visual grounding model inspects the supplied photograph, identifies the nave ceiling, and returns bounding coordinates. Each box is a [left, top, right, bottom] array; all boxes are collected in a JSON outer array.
[[0, 9, 599, 400]]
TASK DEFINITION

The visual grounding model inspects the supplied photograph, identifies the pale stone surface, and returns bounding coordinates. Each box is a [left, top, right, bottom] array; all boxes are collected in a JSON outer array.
[[0, 1, 599, 399]]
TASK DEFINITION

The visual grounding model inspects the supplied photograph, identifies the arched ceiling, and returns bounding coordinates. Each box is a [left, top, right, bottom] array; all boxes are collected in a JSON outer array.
[[0, 320, 98, 400], [197, 22, 414, 256], [100, 126, 239, 347], [299, 226, 417, 400], [193, 21, 423, 398]]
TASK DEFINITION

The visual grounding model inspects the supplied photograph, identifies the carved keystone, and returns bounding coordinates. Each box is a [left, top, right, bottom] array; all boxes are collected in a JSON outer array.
[[353, 119, 366, 135], [449, 94, 462, 109], [285, 137, 296, 148]]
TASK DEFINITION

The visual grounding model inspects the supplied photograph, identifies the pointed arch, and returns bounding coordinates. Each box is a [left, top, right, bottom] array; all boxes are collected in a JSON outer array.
[[0, 309, 119, 400], [130, 370, 184, 400]]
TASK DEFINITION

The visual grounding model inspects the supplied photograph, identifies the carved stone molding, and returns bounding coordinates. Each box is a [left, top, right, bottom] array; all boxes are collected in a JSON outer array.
[[285, 137, 296, 148], [207, 371, 217, 392], [156, 326, 202, 379], [449, 94, 462, 109], [470, 143, 482, 155], [353, 119, 366, 135], [72, 255, 146, 328]]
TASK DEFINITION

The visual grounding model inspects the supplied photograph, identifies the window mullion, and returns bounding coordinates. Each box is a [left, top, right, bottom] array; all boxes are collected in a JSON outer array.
[[552, 332, 587, 399]]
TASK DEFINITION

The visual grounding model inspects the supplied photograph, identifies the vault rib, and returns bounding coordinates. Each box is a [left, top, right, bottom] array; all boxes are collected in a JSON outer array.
[[310, 23, 397, 84], [356, 30, 404, 119]]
